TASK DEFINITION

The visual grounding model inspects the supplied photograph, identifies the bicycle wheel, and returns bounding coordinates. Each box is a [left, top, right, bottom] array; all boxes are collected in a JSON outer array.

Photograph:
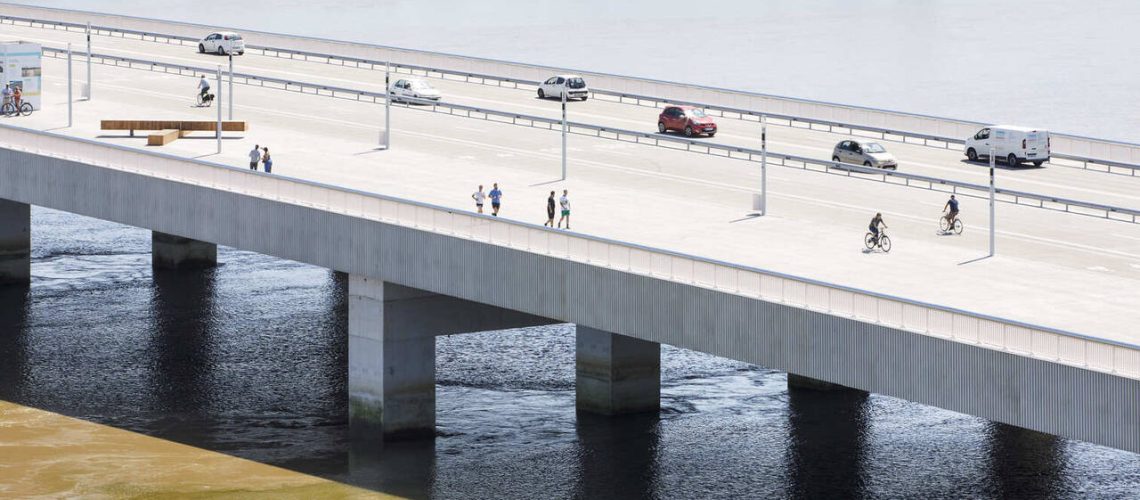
[[939, 216, 950, 232], [864, 233, 876, 250], [880, 235, 892, 252], [0, 103, 13, 117], [953, 219, 963, 235], [18, 102, 32, 116]]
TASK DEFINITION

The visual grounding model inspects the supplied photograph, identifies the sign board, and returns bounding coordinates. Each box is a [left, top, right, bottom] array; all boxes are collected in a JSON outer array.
[[0, 41, 42, 110]]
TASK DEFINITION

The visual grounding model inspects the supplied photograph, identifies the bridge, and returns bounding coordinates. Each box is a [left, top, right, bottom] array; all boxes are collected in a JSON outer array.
[[0, 4, 1137, 453]]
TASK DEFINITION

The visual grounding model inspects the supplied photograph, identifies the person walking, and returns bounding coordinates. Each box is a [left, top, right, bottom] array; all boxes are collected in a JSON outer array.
[[248, 144, 261, 171], [471, 185, 486, 214], [545, 191, 556, 227], [261, 147, 273, 174], [489, 183, 503, 216], [557, 189, 571, 229]]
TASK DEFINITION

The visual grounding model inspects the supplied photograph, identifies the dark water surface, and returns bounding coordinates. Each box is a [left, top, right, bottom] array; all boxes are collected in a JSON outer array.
[[1, 207, 1138, 498]]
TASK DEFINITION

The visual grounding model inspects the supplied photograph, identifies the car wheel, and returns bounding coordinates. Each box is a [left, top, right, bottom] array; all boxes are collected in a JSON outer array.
[[198, 43, 206, 53], [538, 89, 545, 99], [581, 96, 588, 101], [658, 122, 666, 133], [864, 161, 873, 168], [684, 126, 693, 137], [966, 148, 977, 162], [1033, 160, 1044, 167], [707, 133, 715, 138], [832, 156, 841, 163], [217, 46, 226, 55], [1007, 153, 1018, 166]]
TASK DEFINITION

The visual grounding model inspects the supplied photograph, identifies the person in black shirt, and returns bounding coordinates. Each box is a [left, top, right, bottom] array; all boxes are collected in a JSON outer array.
[[545, 191, 556, 227]]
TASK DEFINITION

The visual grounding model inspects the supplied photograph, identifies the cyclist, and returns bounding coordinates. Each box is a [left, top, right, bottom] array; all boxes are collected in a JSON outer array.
[[11, 85, 22, 109], [198, 75, 211, 102], [943, 195, 959, 229], [869, 212, 887, 245]]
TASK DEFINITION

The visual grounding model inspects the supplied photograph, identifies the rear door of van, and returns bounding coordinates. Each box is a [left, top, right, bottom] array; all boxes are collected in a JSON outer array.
[[1023, 131, 1049, 160]]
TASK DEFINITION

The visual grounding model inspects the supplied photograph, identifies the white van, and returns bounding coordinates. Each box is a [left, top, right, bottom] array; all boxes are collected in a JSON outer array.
[[964, 125, 1050, 166]]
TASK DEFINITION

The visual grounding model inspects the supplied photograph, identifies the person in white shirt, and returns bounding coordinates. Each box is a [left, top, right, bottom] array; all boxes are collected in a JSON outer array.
[[248, 144, 261, 171], [557, 189, 571, 230], [198, 75, 211, 101], [471, 185, 486, 214]]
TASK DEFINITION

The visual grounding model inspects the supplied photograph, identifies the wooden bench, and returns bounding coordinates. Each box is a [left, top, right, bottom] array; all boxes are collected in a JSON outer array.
[[101, 120, 248, 145]]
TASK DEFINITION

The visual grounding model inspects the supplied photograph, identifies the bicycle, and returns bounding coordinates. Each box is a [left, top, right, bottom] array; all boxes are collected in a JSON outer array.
[[1, 101, 33, 117], [196, 92, 215, 107], [864, 230, 892, 252], [939, 213, 963, 235]]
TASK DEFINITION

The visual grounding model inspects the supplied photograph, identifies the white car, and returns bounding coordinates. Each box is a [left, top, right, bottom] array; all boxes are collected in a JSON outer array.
[[537, 74, 589, 101], [198, 32, 245, 56], [388, 78, 442, 103]]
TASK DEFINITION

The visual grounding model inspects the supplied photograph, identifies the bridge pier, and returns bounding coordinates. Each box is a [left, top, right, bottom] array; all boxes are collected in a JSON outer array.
[[152, 231, 217, 270], [788, 373, 867, 393], [576, 326, 661, 415], [0, 199, 30, 285], [348, 276, 555, 441]]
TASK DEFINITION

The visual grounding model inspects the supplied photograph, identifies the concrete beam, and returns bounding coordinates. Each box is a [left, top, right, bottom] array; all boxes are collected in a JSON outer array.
[[0, 199, 30, 285], [576, 325, 660, 415], [349, 277, 556, 441], [788, 373, 868, 393], [152, 231, 217, 270]]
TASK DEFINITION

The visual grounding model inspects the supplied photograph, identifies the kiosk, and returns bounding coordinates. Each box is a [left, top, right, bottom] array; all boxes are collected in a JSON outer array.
[[0, 42, 42, 110]]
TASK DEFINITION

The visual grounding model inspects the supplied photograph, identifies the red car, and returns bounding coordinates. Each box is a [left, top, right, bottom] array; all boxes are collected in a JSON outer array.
[[658, 105, 717, 137]]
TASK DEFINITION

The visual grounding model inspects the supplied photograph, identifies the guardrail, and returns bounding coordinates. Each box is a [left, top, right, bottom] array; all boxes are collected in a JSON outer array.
[[6, 8, 1140, 175], [39, 47, 1140, 225], [1, 122, 1136, 381]]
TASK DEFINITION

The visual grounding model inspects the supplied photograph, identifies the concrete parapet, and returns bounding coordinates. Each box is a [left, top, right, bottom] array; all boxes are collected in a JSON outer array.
[[152, 231, 217, 270], [576, 325, 661, 415], [0, 199, 30, 285]]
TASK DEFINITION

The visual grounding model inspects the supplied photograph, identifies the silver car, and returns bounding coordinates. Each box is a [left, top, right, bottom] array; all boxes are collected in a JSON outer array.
[[832, 140, 898, 169]]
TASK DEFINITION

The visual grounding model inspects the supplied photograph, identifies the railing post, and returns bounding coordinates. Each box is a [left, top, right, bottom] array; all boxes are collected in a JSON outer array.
[[561, 88, 568, 180], [382, 60, 391, 149], [989, 147, 996, 257], [216, 65, 222, 154], [758, 115, 767, 215], [66, 43, 73, 127], [227, 51, 234, 120], [84, 21, 92, 100]]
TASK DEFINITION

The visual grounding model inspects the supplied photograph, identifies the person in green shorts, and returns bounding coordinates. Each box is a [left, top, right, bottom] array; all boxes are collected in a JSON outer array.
[[557, 189, 571, 230]]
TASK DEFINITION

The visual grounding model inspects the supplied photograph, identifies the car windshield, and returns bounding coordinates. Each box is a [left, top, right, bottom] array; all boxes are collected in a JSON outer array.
[[685, 108, 708, 118], [567, 78, 586, 89], [863, 143, 886, 153]]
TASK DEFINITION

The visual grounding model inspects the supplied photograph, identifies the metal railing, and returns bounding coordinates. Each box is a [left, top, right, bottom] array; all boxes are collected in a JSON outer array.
[[6, 9, 1140, 175], [0, 122, 1136, 381], [39, 47, 1140, 225]]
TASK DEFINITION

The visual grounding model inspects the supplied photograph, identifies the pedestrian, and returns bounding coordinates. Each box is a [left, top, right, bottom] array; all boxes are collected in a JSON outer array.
[[471, 185, 485, 214], [261, 147, 273, 174], [248, 144, 261, 171], [489, 183, 503, 216], [545, 191, 556, 227], [558, 189, 571, 229]]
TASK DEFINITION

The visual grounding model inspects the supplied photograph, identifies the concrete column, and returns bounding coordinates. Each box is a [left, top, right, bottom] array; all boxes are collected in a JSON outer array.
[[787, 373, 866, 393], [152, 231, 217, 270], [576, 326, 660, 415], [0, 199, 30, 285], [349, 278, 556, 440]]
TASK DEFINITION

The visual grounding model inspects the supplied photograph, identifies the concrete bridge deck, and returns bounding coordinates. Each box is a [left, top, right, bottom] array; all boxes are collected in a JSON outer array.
[[5, 49, 1139, 346]]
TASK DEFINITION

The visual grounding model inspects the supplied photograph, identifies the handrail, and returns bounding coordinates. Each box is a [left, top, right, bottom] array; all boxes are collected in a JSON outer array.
[[6, 10, 1140, 175], [0, 122, 1136, 381], [38, 46, 1140, 225]]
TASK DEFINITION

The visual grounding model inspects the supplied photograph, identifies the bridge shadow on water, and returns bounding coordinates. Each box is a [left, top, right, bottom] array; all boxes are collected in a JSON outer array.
[[785, 387, 870, 499]]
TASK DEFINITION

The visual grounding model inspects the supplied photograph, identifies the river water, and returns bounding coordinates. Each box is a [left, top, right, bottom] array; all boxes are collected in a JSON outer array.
[[2, 1, 1140, 498]]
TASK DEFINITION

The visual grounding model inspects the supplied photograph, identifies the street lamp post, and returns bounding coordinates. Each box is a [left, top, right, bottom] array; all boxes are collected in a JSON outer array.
[[227, 51, 234, 120], [561, 89, 568, 180], [760, 115, 768, 215], [383, 61, 391, 149], [216, 65, 223, 154], [989, 147, 996, 257], [66, 43, 73, 127], [85, 22, 92, 100]]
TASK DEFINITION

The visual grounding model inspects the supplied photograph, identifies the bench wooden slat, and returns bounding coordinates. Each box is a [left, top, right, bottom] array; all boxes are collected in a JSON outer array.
[[101, 120, 248, 133], [146, 129, 181, 146]]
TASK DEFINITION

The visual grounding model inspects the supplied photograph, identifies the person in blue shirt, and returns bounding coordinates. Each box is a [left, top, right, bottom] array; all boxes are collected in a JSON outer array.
[[943, 195, 959, 229], [489, 183, 503, 216]]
